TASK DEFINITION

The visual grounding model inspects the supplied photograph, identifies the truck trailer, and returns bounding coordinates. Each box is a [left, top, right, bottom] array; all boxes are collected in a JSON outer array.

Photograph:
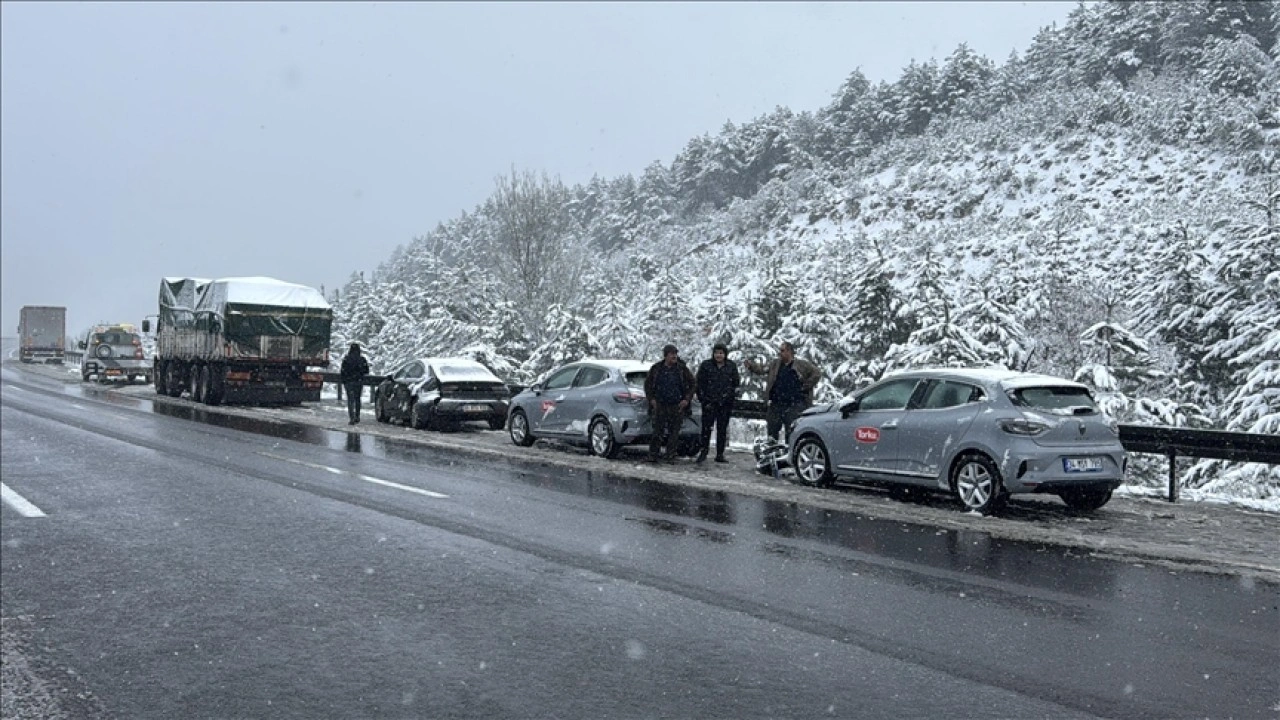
[[17, 305, 67, 363], [148, 276, 332, 405]]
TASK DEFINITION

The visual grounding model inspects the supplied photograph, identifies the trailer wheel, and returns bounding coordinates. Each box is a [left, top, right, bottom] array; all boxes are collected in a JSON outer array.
[[165, 363, 184, 398], [155, 362, 168, 395], [192, 366, 206, 403], [206, 365, 225, 406]]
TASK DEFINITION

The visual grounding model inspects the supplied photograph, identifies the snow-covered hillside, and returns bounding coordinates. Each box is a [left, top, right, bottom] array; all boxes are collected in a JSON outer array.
[[331, 1, 1279, 501]]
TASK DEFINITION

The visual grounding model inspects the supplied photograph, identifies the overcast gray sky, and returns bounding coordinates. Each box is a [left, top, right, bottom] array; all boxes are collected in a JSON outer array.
[[1, 1, 1074, 339]]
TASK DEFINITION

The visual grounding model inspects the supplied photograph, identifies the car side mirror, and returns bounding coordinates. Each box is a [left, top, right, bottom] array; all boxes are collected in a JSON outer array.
[[78, 340, 86, 350], [142, 320, 151, 333], [531, 383, 543, 394], [839, 399, 859, 417]]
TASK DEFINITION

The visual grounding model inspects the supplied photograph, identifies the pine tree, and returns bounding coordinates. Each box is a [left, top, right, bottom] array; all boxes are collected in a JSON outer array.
[[522, 305, 600, 379]]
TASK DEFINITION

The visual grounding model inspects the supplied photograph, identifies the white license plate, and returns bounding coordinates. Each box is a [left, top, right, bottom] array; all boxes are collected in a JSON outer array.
[[1064, 457, 1103, 473], [462, 404, 489, 413]]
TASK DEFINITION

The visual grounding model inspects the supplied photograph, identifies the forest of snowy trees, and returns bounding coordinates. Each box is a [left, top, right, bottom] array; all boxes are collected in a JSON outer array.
[[331, 1, 1279, 497]]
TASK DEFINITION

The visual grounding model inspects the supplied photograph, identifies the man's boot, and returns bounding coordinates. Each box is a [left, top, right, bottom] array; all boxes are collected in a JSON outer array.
[[695, 448, 708, 463]]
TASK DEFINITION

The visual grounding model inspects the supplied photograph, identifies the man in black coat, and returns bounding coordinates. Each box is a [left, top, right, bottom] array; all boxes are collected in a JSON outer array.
[[695, 342, 739, 463], [644, 344, 696, 462], [339, 342, 370, 425]]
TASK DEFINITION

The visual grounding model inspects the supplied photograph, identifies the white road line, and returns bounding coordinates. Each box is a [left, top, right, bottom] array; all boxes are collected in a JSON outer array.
[[6, 385, 24, 391], [1, 483, 47, 518], [257, 452, 449, 499]]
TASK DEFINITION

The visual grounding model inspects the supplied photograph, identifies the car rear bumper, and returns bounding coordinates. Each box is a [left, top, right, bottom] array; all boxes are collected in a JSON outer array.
[[1000, 445, 1128, 494], [433, 398, 509, 420]]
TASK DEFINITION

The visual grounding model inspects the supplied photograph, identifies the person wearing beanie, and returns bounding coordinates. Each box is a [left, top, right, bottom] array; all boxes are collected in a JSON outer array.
[[644, 344, 695, 462], [695, 342, 739, 463]]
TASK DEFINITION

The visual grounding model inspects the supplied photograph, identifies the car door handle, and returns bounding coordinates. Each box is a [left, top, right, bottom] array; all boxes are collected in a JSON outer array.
[[881, 421, 899, 429]]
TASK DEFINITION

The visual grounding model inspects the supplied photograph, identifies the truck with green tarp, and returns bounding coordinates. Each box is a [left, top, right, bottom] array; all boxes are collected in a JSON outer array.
[[147, 276, 332, 405]]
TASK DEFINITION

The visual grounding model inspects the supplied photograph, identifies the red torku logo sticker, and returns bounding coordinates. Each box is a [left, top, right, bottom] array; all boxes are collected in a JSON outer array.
[[540, 400, 556, 413], [855, 427, 880, 443]]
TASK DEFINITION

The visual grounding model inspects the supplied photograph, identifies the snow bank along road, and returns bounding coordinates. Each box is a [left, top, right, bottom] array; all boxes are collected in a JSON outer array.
[[6, 357, 1280, 585]]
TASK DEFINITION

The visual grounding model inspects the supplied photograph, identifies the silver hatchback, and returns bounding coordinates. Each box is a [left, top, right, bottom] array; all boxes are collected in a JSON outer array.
[[507, 359, 702, 459], [787, 368, 1128, 513]]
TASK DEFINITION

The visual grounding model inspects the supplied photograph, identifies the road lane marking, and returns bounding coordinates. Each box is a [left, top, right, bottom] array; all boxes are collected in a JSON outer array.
[[1, 483, 47, 517], [256, 452, 449, 499]]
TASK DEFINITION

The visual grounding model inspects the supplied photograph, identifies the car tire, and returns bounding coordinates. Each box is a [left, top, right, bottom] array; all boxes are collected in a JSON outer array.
[[81, 369, 91, 382], [1059, 486, 1113, 511], [155, 362, 169, 395], [509, 410, 535, 447], [375, 392, 389, 423], [951, 453, 1007, 514], [488, 415, 506, 431], [410, 401, 435, 430], [792, 436, 835, 488], [588, 417, 621, 459]]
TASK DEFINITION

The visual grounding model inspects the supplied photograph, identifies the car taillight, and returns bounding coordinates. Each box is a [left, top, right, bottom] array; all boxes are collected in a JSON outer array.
[[613, 391, 645, 404], [1000, 418, 1051, 436], [134, 348, 144, 359]]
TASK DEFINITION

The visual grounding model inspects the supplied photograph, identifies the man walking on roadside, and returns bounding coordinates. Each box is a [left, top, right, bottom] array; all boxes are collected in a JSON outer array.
[[695, 342, 739, 463], [645, 344, 696, 462], [340, 342, 370, 425], [743, 341, 821, 444]]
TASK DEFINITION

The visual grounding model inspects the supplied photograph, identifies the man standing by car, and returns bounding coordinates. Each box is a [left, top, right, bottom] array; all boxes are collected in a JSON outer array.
[[695, 342, 739, 463], [340, 342, 370, 425], [645, 344, 695, 462], [744, 341, 821, 443]]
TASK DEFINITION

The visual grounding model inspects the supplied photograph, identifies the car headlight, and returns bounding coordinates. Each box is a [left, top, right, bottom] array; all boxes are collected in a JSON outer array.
[[1000, 418, 1051, 436]]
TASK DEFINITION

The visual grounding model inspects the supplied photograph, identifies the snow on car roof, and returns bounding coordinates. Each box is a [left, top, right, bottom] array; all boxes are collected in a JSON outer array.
[[419, 357, 502, 382], [886, 366, 1088, 390], [577, 358, 650, 371]]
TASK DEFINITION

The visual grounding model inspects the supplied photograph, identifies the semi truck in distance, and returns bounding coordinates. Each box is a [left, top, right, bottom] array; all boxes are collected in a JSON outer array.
[[146, 276, 332, 406], [17, 305, 66, 363]]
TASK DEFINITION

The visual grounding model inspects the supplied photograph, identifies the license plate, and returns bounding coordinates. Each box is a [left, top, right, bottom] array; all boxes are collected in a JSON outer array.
[[462, 404, 489, 413], [1064, 457, 1103, 473]]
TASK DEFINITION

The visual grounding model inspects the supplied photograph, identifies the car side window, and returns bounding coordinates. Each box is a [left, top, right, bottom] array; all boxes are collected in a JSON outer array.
[[919, 381, 979, 410], [544, 367, 579, 391], [573, 366, 608, 387], [858, 379, 921, 411], [405, 361, 425, 380]]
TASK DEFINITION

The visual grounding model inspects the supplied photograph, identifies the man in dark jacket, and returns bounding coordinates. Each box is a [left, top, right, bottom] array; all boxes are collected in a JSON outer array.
[[339, 342, 370, 425], [644, 344, 696, 462], [743, 341, 821, 443], [695, 342, 739, 463]]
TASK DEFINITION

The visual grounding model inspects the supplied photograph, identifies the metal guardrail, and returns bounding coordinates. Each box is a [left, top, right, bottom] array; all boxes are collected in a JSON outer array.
[[1119, 424, 1280, 502]]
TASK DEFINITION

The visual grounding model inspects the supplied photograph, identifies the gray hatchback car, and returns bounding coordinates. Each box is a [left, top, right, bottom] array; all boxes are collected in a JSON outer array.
[[507, 359, 702, 458], [787, 368, 1128, 513]]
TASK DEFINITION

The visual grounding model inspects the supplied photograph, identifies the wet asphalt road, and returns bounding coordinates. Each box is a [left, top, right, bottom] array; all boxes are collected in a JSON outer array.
[[2, 363, 1278, 719]]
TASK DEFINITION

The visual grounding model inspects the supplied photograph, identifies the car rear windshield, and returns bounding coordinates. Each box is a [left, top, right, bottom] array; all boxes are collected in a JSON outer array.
[[624, 371, 647, 388], [94, 332, 139, 345], [1008, 386, 1098, 414]]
